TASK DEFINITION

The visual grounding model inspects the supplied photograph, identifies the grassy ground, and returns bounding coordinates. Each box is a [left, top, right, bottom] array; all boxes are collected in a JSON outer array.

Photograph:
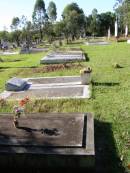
[[0, 42, 130, 172]]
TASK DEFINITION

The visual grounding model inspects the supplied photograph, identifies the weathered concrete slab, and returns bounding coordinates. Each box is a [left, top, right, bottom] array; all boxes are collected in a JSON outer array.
[[30, 47, 48, 53], [0, 51, 19, 55], [85, 41, 110, 46], [5, 85, 90, 99], [0, 113, 95, 168], [5, 77, 28, 91], [40, 51, 86, 64], [27, 76, 81, 85], [1, 76, 91, 99]]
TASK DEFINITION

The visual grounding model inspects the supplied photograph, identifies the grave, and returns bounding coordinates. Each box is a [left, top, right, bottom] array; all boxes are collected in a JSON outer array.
[[0, 51, 19, 55], [0, 113, 95, 168], [40, 51, 86, 64], [85, 41, 110, 46], [5, 77, 28, 91], [30, 47, 48, 53], [1, 76, 91, 99], [19, 44, 30, 54]]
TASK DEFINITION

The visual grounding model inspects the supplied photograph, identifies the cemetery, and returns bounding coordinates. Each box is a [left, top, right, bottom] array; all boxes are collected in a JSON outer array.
[[0, 0, 130, 172]]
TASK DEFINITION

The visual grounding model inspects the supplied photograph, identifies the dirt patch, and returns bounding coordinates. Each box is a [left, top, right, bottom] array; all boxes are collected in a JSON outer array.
[[34, 64, 84, 73]]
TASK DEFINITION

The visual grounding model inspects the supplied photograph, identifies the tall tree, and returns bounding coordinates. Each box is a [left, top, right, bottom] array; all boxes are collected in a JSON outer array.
[[32, 0, 47, 41], [10, 17, 21, 46], [115, 0, 130, 35], [62, 3, 86, 42], [47, 1, 57, 23], [90, 8, 98, 36]]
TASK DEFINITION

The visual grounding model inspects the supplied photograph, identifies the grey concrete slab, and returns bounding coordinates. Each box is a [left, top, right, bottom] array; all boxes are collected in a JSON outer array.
[[5, 77, 28, 91], [1, 76, 91, 99], [85, 41, 110, 46], [27, 76, 81, 85], [0, 113, 95, 168], [0, 51, 19, 55], [40, 51, 86, 64], [6, 85, 90, 99]]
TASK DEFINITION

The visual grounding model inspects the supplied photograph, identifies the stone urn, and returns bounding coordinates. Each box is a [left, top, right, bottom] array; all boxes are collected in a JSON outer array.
[[80, 67, 92, 85]]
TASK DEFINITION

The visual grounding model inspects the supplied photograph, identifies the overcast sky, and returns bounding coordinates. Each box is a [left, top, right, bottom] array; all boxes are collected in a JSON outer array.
[[0, 0, 115, 31]]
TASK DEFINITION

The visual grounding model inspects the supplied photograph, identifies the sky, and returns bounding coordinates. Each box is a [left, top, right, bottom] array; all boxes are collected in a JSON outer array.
[[0, 0, 115, 31]]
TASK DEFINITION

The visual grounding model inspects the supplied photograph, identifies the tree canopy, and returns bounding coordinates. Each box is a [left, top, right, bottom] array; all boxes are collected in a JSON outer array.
[[47, 1, 57, 22]]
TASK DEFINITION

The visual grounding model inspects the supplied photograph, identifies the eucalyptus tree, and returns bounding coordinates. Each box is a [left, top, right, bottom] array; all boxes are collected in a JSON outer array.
[[10, 17, 21, 46], [20, 16, 33, 48], [47, 1, 57, 23], [62, 3, 86, 42], [32, 0, 48, 41], [114, 0, 130, 35]]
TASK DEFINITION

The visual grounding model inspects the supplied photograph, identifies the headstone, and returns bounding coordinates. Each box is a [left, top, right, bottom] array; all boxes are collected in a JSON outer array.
[[5, 77, 27, 91], [0, 113, 95, 168], [19, 43, 30, 54]]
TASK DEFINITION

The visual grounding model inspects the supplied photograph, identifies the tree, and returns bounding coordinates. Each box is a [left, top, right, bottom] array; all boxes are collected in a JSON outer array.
[[10, 17, 21, 46], [115, 0, 130, 35], [20, 16, 33, 49], [62, 3, 86, 42], [32, 0, 47, 41], [10, 17, 20, 30], [90, 8, 98, 36], [98, 12, 115, 36], [47, 1, 57, 23]]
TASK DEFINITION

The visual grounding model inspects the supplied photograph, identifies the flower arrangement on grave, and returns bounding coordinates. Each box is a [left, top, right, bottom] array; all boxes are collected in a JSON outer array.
[[80, 67, 92, 74], [80, 67, 92, 85], [13, 96, 30, 128]]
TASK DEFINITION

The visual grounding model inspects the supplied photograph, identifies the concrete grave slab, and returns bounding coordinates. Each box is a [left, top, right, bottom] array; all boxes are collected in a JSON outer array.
[[5, 77, 28, 91], [0, 51, 19, 55], [40, 51, 86, 64], [1, 76, 91, 99], [85, 41, 110, 46], [0, 113, 95, 168], [4, 85, 90, 100]]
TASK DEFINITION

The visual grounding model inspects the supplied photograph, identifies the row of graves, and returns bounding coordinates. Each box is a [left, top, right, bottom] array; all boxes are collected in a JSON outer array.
[[0, 47, 95, 170]]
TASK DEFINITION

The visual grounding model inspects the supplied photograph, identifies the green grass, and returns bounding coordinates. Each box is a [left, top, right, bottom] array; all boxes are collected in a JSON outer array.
[[0, 42, 130, 172]]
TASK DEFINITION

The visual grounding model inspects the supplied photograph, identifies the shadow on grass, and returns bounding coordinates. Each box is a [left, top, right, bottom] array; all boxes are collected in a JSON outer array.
[[94, 119, 125, 173], [84, 52, 89, 61], [92, 82, 120, 87], [0, 118, 125, 173]]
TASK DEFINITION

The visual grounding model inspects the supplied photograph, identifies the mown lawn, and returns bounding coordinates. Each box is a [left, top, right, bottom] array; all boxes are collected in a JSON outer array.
[[0, 42, 130, 172]]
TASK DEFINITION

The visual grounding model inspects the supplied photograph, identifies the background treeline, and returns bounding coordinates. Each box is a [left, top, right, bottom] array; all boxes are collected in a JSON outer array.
[[0, 0, 129, 46]]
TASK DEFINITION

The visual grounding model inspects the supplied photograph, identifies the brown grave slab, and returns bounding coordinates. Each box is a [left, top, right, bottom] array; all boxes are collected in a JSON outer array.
[[0, 113, 95, 168], [0, 114, 84, 147]]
